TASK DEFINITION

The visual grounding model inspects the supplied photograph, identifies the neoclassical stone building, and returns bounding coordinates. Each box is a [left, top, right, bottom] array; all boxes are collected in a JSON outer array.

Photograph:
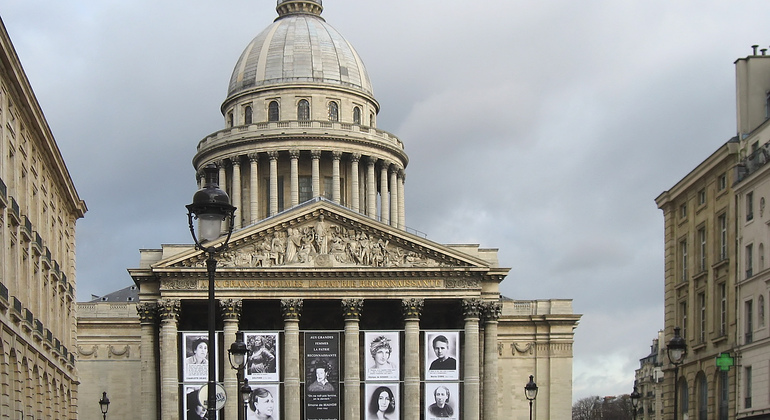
[[77, 1, 580, 419], [0, 16, 86, 419]]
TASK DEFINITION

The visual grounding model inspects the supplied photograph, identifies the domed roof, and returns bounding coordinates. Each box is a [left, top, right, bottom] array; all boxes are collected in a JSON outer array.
[[227, 0, 374, 99]]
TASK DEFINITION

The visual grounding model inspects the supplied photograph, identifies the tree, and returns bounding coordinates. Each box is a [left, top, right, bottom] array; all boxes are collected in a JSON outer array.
[[573, 394, 634, 420]]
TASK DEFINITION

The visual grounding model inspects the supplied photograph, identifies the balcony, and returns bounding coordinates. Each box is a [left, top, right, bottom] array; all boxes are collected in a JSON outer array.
[[736, 144, 770, 183], [8, 198, 20, 225], [10, 297, 22, 323], [0, 176, 6, 208]]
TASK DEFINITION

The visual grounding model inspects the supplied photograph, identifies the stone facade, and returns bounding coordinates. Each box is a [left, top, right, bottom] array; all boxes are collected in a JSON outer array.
[[0, 17, 86, 419]]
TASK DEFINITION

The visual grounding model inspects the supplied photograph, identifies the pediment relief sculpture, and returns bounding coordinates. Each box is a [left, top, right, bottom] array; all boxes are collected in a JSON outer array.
[[176, 214, 459, 269]]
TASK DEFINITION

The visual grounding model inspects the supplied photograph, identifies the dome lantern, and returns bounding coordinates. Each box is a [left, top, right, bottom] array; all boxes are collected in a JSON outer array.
[[276, 0, 323, 19]]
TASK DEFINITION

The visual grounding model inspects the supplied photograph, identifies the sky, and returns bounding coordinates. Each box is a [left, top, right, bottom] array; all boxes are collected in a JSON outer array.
[[2, 0, 770, 403]]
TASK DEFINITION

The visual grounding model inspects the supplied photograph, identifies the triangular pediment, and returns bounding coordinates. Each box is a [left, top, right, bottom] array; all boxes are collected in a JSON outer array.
[[155, 199, 492, 272]]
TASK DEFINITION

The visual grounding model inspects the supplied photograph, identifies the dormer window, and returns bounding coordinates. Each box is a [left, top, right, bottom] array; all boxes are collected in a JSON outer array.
[[298, 99, 310, 121]]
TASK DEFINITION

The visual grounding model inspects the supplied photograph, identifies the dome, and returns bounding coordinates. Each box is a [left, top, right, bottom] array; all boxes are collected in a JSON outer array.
[[227, 0, 374, 100]]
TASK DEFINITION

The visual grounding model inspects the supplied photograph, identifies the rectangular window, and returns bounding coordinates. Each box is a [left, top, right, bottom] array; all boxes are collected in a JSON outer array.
[[699, 292, 706, 343], [745, 366, 753, 408], [680, 203, 688, 219], [747, 192, 754, 221], [698, 227, 707, 272], [747, 243, 754, 278], [680, 239, 689, 282], [680, 301, 688, 340], [718, 214, 727, 261], [698, 189, 706, 206], [746, 300, 754, 344], [323, 176, 333, 200], [719, 283, 727, 336], [718, 173, 727, 191], [299, 176, 312, 203]]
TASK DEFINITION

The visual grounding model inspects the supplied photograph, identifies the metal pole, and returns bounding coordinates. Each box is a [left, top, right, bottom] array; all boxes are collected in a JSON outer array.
[[673, 364, 679, 420], [529, 399, 533, 420], [207, 254, 217, 420]]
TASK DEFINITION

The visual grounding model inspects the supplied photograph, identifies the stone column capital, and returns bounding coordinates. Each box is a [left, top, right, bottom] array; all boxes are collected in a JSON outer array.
[[462, 298, 484, 319], [268, 151, 279, 160], [366, 156, 377, 166], [482, 301, 502, 322], [248, 153, 260, 162], [351, 153, 361, 163], [158, 299, 181, 322], [402, 298, 424, 319], [332, 150, 342, 160], [137, 302, 158, 324], [311, 150, 322, 159], [290, 149, 300, 159], [230, 156, 241, 167], [220, 299, 243, 320], [341, 298, 364, 320], [281, 299, 304, 320]]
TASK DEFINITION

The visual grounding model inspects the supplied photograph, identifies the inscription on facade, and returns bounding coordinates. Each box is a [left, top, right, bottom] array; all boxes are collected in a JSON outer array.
[[161, 278, 447, 290]]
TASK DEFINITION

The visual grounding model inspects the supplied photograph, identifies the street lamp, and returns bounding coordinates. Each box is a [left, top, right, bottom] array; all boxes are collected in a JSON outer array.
[[630, 385, 640, 420], [229, 332, 252, 420], [187, 163, 237, 420], [667, 327, 687, 420], [525, 375, 538, 420], [98, 391, 110, 420]]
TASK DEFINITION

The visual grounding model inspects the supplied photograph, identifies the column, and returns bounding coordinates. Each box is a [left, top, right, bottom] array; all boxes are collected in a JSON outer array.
[[462, 299, 483, 420], [137, 302, 159, 420], [249, 153, 259, 223], [332, 151, 341, 203], [351, 154, 360, 212], [159, 299, 181, 420], [218, 161, 227, 195], [366, 157, 377, 218], [342, 299, 363, 420], [221, 299, 242, 420], [482, 301, 502, 420], [282, 299, 303, 420], [268, 151, 279, 216], [311, 150, 321, 198], [290, 150, 300, 207], [230, 157, 242, 229], [402, 298, 424, 420], [398, 170, 406, 230], [389, 166, 398, 228], [380, 163, 390, 224]]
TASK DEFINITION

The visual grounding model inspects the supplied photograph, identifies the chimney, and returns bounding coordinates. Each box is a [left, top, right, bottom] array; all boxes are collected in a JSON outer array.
[[752, 45, 759, 55]]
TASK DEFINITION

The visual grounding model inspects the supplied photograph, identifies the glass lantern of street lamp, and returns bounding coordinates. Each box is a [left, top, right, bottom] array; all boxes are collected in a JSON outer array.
[[98, 391, 110, 418], [525, 375, 538, 401], [630, 385, 641, 409], [667, 327, 687, 365], [228, 337, 250, 370], [241, 378, 253, 404], [186, 164, 236, 244]]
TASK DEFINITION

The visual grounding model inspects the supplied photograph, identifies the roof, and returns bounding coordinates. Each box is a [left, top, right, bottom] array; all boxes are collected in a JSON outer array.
[[88, 285, 139, 303]]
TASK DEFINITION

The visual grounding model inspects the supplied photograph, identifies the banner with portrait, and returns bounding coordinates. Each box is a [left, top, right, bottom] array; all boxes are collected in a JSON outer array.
[[364, 332, 400, 381], [244, 332, 279, 382], [183, 384, 218, 420], [424, 382, 459, 420], [246, 383, 280, 420], [365, 383, 399, 420], [424, 331, 459, 380], [304, 332, 340, 420], [182, 332, 218, 382]]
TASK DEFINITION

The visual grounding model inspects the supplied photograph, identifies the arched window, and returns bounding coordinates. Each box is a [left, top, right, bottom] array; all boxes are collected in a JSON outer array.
[[244, 105, 253, 125], [697, 372, 707, 420], [353, 106, 361, 124], [298, 99, 310, 121], [227, 111, 234, 128], [759, 294, 765, 326], [328, 101, 339, 121], [370, 112, 375, 127], [268, 101, 280, 122]]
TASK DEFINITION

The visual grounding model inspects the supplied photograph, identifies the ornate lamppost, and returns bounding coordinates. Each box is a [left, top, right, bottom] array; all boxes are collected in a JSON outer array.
[[630, 384, 640, 420], [525, 375, 538, 420], [98, 391, 110, 420], [229, 332, 252, 420], [187, 164, 237, 420], [667, 327, 687, 420]]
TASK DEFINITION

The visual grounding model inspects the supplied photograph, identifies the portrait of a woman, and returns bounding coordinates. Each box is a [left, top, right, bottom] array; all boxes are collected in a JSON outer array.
[[185, 338, 208, 365], [368, 386, 396, 420]]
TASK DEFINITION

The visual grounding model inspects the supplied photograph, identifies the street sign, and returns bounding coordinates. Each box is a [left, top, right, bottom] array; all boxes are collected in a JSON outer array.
[[198, 383, 227, 411]]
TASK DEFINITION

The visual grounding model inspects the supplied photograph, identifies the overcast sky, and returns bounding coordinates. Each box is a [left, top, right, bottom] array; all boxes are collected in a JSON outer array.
[[3, 0, 769, 403]]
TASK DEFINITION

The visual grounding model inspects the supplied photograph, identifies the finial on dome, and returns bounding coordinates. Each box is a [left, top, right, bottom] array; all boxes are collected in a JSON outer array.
[[276, 0, 323, 19]]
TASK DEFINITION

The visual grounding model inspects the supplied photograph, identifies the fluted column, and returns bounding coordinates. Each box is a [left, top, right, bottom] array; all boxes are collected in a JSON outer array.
[[351, 154, 361, 212], [380, 163, 390, 224], [367, 157, 377, 218], [332, 151, 341, 203], [249, 154, 259, 223], [398, 170, 406, 230], [282, 299, 303, 420], [342, 299, 363, 420], [231, 157, 242, 229], [159, 299, 181, 420], [483, 301, 502, 420], [402, 298, 424, 420], [389, 166, 398, 228], [221, 299, 242, 420], [311, 150, 321, 198], [463, 299, 483, 420], [218, 161, 227, 196], [137, 302, 159, 420], [268, 151, 279, 216], [290, 149, 300, 207]]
